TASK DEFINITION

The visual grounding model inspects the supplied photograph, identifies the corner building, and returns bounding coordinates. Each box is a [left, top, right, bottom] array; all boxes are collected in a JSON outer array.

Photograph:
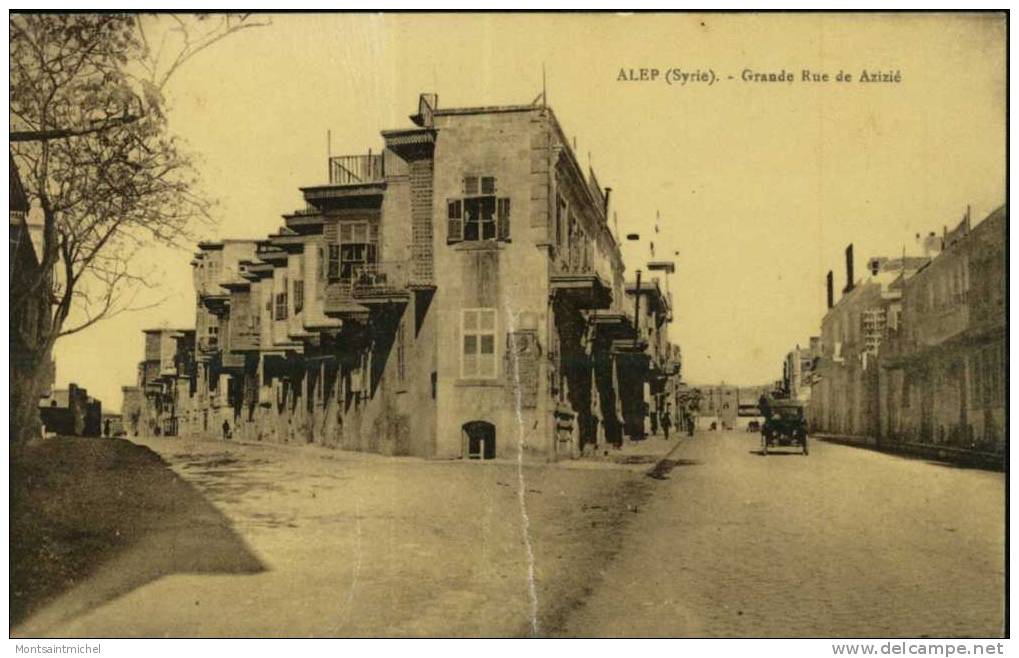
[[161, 94, 677, 460]]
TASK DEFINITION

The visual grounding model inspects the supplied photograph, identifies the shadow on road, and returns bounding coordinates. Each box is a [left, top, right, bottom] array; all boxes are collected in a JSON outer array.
[[748, 450, 807, 457], [646, 458, 701, 480], [11, 437, 265, 633]]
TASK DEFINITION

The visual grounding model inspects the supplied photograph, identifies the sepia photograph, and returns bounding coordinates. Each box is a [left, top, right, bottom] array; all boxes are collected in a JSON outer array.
[[7, 9, 1008, 647]]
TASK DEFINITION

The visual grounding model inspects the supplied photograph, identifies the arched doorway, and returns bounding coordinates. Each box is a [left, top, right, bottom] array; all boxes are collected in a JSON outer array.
[[462, 421, 496, 460]]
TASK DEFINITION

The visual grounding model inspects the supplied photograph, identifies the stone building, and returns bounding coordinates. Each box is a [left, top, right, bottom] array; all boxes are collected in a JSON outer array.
[[133, 327, 195, 436], [879, 206, 1006, 452], [121, 386, 144, 436], [696, 384, 738, 429], [127, 94, 681, 460], [782, 337, 821, 403], [809, 244, 929, 442]]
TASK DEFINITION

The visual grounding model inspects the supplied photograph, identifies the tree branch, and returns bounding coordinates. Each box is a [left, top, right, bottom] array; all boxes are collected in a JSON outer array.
[[10, 114, 142, 142]]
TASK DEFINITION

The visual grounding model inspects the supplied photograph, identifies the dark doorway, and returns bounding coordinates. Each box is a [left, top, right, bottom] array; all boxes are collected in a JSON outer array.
[[463, 421, 496, 460]]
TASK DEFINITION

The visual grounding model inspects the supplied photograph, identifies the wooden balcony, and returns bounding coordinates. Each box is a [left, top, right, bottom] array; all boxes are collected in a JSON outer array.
[[199, 292, 229, 314], [196, 337, 220, 357], [301, 153, 387, 208], [350, 261, 412, 304], [588, 310, 635, 341], [550, 260, 611, 310], [323, 261, 412, 321]]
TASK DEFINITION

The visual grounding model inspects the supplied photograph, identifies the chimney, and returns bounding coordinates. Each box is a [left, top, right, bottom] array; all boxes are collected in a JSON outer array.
[[604, 187, 612, 216], [826, 270, 834, 309], [844, 244, 854, 294]]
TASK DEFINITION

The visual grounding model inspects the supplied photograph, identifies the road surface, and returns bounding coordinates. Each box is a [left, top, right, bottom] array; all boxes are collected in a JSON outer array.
[[558, 430, 1006, 637]]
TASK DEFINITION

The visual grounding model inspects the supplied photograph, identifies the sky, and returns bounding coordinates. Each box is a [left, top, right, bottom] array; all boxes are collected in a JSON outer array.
[[48, 13, 1006, 410]]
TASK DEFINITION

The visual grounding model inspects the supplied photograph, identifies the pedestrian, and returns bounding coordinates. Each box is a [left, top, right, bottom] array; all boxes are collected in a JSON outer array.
[[758, 393, 772, 421], [103, 418, 111, 438], [222, 419, 231, 439], [661, 409, 672, 440]]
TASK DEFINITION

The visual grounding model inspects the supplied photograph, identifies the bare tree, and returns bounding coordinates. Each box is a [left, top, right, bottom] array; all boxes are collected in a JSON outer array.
[[9, 13, 268, 445]]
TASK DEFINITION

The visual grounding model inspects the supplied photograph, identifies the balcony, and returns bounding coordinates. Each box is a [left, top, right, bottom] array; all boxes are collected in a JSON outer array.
[[550, 258, 611, 310], [588, 310, 635, 342], [302, 153, 387, 208], [323, 261, 411, 321], [350, 261, 412, 304], [197, 337, 219, 355]]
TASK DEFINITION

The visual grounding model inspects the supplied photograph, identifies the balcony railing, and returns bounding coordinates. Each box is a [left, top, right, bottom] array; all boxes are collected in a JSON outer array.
[[329, 153, 385, 186], [197, 337, 219, 353], [348, 261, 410, 299], [552, 240, 596, 277]]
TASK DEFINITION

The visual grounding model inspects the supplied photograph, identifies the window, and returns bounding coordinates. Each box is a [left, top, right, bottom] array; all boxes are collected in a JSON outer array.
[[396, 321, 406, 386], [293, 280, 304, 314], [335, 222, 378, 280], [275, 291, 287, 321], [448, 176, 510, 243], [555, 193, 567, 248], [327, 244, 340, 280], [465, 196, 497, 241], [461, 308, 497, 378], [207, 325, 219, 348]]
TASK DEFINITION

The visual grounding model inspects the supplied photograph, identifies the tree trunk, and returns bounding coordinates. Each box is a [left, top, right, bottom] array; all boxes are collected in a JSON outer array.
[[10, 342, 54, 446]]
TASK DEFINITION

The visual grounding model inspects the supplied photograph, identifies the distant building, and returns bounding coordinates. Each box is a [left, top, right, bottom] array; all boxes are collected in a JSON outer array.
[[879, 206, 1006, 452], [696, 384, 737, 429], [101, 413, 124, 437], [121, 385, 144, 436], [137, 327, 195, 436], [782, 337, 821, 403], [39, 383, 101, 437]]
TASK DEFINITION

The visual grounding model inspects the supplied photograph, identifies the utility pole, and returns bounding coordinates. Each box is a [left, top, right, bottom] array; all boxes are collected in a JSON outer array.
[[633, 269, 642, 349]]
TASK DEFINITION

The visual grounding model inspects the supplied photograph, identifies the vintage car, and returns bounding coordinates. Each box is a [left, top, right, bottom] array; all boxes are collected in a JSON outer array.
[[761, 401, 808, 455]]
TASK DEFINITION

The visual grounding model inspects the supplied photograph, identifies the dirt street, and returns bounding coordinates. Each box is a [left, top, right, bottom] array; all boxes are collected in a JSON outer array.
[[15, 435, 655, 638], [558, 430, 1006, 638]]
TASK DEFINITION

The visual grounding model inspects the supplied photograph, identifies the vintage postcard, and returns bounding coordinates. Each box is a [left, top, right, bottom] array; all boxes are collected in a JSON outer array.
[[8, 10, 1007, 645]]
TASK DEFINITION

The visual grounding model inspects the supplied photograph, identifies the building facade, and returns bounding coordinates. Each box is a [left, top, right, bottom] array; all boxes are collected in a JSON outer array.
[[810, 206, 1006, 457], [879, 207, 1006, 453], [782, 337, 821, 403], [810, 246, 928, 441], [126, 94, 681, 460]]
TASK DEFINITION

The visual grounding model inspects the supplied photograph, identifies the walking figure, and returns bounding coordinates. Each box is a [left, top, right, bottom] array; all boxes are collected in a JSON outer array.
[[222, 419, 231, 439], [661, 409, 672, 440]]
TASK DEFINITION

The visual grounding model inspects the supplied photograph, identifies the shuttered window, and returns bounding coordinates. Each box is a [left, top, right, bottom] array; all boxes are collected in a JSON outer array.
[[497, 198, 511, 241], [327, 244, 340, 279], [448, 175, 510, 244], [447, 199, 463, 243], [462, 308, 497, 379]]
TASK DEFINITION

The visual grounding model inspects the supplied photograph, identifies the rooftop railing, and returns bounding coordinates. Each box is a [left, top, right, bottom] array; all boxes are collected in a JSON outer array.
[[329, 153, 385, 186]]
